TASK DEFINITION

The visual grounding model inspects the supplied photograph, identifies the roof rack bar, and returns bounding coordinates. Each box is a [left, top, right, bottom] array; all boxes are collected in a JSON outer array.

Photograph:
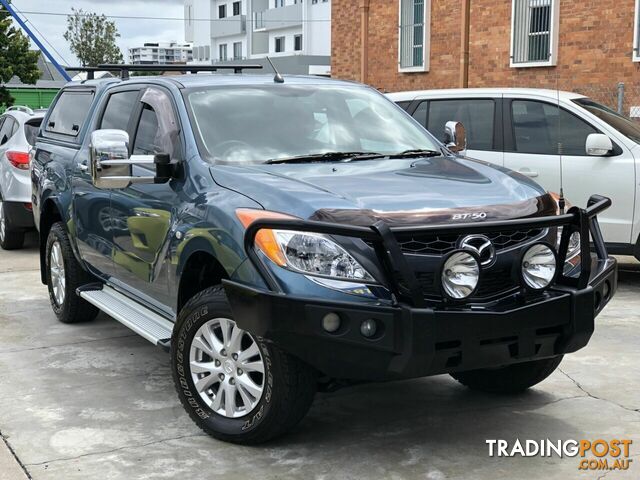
[[65, 67, 101, 80], [97, 64, 264, 80]]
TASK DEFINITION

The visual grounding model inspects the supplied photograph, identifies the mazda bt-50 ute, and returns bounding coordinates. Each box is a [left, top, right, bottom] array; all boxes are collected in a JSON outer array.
[[31, 65, 617, 444]]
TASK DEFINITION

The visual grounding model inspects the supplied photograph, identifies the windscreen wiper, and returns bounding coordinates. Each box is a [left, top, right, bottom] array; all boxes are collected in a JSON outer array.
[[265, 151, 385, 164], [388, 149, 443, 158]]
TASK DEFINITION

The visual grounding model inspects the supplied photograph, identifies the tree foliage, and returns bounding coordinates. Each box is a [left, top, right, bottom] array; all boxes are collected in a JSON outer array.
[[64, 8, 124, 67], [0, 4, 41, 108]]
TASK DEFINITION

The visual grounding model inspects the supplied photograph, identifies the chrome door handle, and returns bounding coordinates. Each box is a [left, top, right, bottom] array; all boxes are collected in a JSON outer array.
[[518, 169, 539, 178], [78, 162, 88, 172]]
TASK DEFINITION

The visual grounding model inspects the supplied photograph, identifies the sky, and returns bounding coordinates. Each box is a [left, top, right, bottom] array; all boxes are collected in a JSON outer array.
[[7, 0, 186, 67]]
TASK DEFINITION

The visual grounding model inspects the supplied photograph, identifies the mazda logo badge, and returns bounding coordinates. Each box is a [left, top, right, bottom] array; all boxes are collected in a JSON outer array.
[[459, 234, 496, 266]]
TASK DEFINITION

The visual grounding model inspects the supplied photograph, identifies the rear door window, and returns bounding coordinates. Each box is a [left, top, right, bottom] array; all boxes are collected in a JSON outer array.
[[45, 90, 95, 137], [24, 119, 42, 146], [511, 100, 597, 156], [427, 99, 495, 151]]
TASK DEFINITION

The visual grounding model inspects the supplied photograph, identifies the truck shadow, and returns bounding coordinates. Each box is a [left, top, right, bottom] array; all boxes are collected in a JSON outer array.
[[274, 375, 588, 461]]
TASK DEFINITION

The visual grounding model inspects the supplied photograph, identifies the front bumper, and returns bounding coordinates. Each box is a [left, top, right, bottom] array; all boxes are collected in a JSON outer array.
[[224, 257, 616, 381], [226, 194, 618, 381]]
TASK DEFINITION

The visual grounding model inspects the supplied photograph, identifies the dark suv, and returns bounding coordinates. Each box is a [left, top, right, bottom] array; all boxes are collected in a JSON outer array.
[[32, 66, 617, 444]]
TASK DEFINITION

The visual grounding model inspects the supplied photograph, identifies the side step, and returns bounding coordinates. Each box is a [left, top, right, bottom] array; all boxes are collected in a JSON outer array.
[[79, 285, 173, 347]]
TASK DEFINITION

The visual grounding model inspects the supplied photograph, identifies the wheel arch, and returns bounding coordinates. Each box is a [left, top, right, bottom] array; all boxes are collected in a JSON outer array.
[[176, 241, 231, 312]]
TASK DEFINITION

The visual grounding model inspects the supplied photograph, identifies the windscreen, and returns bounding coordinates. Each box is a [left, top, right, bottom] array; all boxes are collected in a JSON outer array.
[[573, 98, 640, 144], [24, 119, 42, 146], [187, 85, 441, 165]]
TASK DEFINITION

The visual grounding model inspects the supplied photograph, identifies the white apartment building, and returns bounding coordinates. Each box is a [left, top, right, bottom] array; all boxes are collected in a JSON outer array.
[[184, 0, 331, 75], [128, 42, 194, 65]]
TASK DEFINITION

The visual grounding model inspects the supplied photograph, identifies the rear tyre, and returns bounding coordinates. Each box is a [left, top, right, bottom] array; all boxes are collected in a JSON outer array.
[[0, 201, 25, 250], [172, 286, 317, 444], [45, 222, 99, 324], [450, 356, 563, 394]]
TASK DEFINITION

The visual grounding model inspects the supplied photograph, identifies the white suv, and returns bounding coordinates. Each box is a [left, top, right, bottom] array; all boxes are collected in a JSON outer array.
[[388, 88, 640, 259], [0, 106, 45, 250]]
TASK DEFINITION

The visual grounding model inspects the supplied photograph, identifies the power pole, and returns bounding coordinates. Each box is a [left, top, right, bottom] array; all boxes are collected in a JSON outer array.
[[0, 0, 71, 81]]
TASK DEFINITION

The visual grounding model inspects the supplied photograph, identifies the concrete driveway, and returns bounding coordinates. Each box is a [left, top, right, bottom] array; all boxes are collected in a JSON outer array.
[[0, 233, 638, 480]]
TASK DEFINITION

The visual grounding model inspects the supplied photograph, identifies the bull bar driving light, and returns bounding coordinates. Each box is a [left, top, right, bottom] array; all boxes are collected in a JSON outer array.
[[521, 243, 557, 290], [441, 251, 481, 300]]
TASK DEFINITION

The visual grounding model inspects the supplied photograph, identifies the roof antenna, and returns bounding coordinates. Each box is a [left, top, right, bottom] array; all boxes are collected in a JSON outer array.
[[556, 76, 565, 214], [266, 56, 284, 84]]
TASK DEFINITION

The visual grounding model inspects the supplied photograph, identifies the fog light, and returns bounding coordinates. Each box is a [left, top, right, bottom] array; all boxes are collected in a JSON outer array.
[[360, 319, 377, 338], [522, 244, 557, 290], [441, 251, 480, 300], [322, 312, 341, 333]]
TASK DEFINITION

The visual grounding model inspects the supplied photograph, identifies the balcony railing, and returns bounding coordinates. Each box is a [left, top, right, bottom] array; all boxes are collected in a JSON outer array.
[[211, 14, 247, 38], [253, 3, 302, 31]]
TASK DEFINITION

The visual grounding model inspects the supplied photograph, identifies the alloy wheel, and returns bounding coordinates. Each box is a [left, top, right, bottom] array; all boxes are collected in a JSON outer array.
[[49, 240, 66, 307], [189, 318, 265, 418]]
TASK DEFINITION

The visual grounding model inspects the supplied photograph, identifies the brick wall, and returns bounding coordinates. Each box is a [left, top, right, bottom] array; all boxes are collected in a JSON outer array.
[[332, 0, 640, 112]]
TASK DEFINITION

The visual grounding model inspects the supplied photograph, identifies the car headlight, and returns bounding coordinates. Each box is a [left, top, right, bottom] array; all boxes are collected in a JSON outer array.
[[557, 229, 581, 276], [273, 230, 374, 281], [441, 251, 480, 299], [521, 244, 557, 290], [236, 209, 374, 282]]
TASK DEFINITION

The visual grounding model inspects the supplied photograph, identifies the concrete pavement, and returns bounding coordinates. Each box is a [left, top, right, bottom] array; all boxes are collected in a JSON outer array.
[[0, 232, 638, 479]]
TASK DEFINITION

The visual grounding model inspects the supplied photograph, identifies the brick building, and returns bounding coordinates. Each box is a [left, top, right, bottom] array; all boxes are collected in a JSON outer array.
[[332, 0, 640, 114]]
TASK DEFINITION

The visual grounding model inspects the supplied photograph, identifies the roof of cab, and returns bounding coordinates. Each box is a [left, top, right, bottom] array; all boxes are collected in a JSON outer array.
[[63, 74, 360, 90]]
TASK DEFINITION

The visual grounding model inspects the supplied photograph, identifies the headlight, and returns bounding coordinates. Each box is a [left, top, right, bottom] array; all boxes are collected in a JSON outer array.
[[273, 231, 374, 281], [557, 229, 581, 276], [521, 244, 557, 290], [441, 251, 480, 299], [236, 207, 375, 282]]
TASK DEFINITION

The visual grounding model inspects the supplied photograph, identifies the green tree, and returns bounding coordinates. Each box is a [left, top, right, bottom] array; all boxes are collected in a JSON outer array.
[[64, 8, 124, 67], [0, 3, 40, 108]]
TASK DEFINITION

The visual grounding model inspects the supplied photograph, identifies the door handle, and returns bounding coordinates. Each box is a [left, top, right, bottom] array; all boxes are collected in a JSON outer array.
[[78, 162, 88, 172], [518, 168, 539, 178]]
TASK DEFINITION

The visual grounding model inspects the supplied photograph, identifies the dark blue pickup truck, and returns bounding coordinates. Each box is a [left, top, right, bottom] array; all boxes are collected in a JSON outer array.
[[31, 65, 617, 444]]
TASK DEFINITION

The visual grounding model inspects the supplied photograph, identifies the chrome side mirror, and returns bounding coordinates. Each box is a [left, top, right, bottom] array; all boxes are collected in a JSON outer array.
[[444, 121, 467, 153], [585, 133, 613, 156], [90, 129, 171, 189]]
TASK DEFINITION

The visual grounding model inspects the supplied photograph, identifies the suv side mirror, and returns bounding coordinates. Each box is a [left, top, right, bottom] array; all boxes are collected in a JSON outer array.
[[90, 129, 174, 189], [585, 133, 613, 156], [444, 121, 467, 153]]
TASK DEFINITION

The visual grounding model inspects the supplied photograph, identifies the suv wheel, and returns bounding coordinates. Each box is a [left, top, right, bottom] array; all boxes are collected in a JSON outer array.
[[45, 222, 99, 324], [450, 356, 563, 394], [172, 286, 317, 444], [0, 200, 25, 250]]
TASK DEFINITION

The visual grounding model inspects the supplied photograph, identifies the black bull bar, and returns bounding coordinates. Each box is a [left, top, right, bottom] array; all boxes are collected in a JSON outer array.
[[243, 194, 613, 307]]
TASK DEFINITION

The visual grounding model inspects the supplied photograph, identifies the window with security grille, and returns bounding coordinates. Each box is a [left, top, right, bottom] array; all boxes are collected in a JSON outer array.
[[511, 0, 558, 66], [399, 0, 429, 71]]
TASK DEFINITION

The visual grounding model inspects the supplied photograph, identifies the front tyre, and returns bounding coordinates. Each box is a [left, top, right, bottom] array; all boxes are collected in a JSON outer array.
[[172, 286, 316, 444], [450, 356, 563, 394], [45, 222, 99, 324]]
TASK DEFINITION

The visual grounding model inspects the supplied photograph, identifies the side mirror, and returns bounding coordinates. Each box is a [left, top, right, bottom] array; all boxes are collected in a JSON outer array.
[[585, 133, 613, 156], [444, 121, 467, 153], [90, 129, 173, 189]]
